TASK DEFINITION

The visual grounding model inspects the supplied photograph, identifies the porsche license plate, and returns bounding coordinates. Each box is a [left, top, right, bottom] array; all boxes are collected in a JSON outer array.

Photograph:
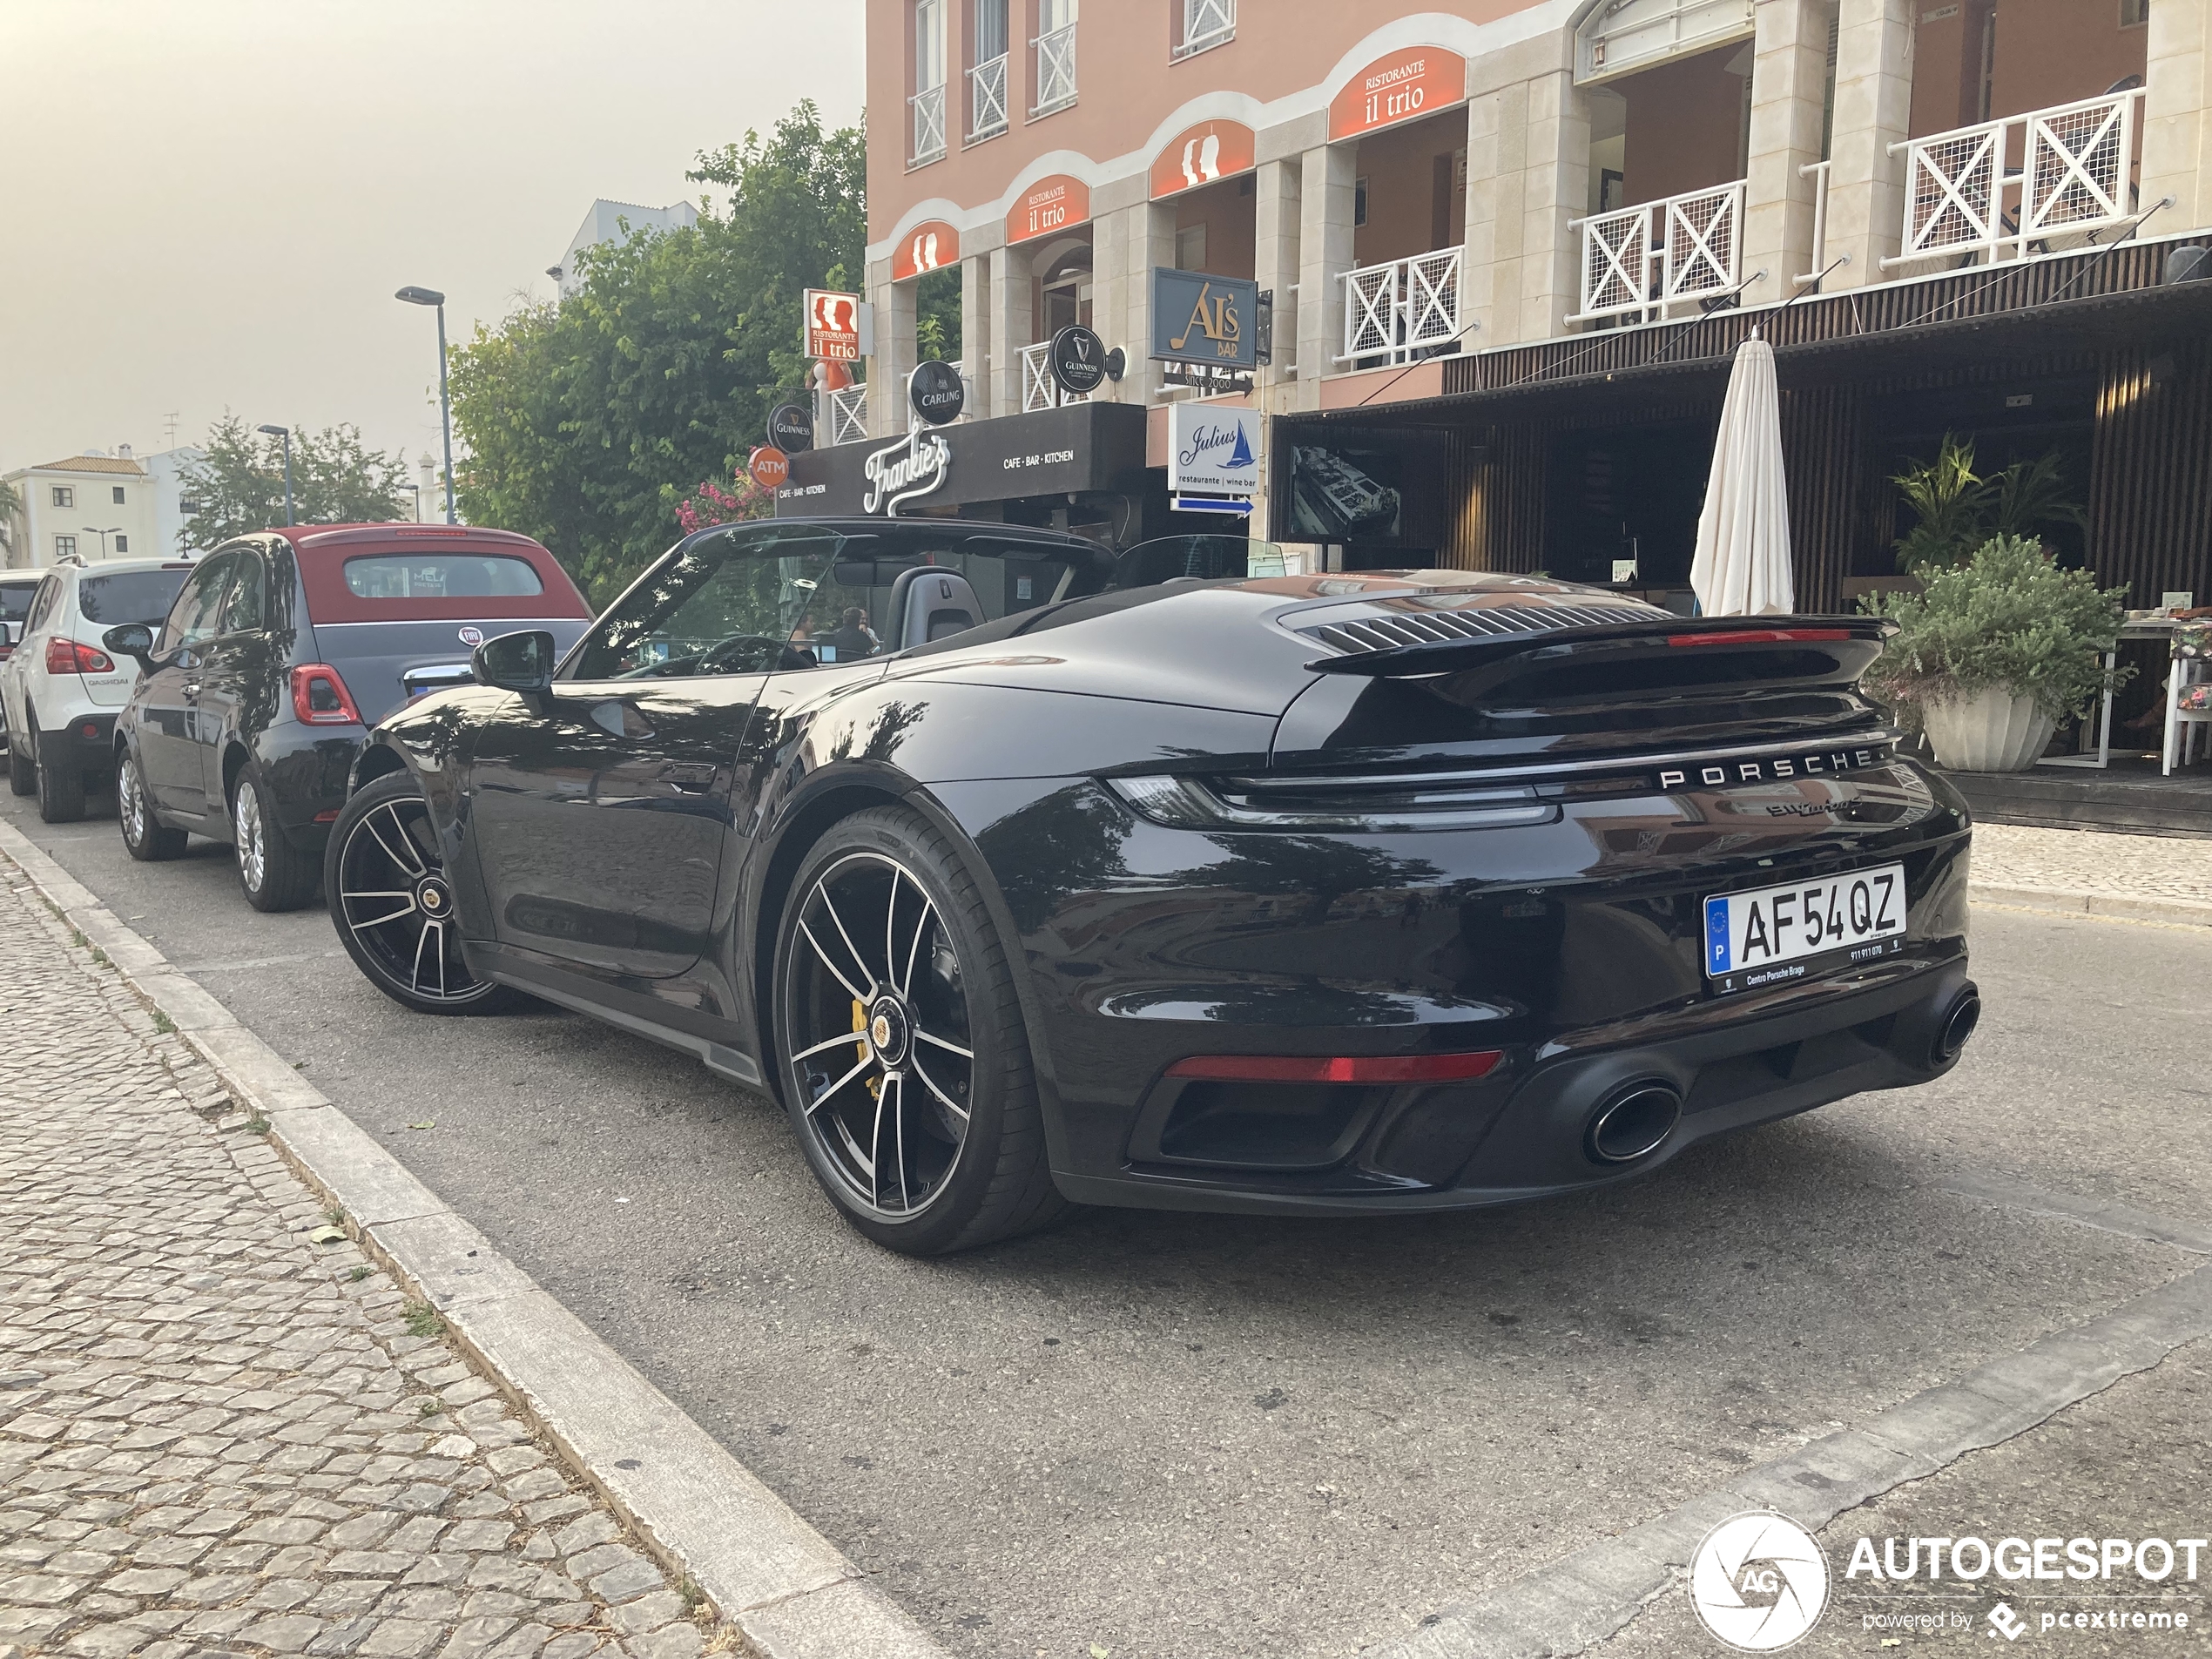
[[1703, 863, 1906, 988]]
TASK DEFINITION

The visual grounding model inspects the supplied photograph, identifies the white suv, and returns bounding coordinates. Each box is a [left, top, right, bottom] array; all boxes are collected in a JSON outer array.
[[3, 557, 196, 822]]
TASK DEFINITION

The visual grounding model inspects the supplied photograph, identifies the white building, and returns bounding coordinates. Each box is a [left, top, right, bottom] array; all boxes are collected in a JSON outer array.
[[550, 199, 699, 296], [1, 450, 160, 570], [138, 445, 206, 556]]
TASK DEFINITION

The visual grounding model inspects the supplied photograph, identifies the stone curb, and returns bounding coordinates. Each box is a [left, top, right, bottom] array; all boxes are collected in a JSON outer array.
[[0, 819, 947, 1659], [1971, 881, 2212, 928]]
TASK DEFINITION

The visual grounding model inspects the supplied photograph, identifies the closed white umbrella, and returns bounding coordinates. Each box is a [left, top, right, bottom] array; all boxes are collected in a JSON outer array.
[[1689, 331, 1794, 617]]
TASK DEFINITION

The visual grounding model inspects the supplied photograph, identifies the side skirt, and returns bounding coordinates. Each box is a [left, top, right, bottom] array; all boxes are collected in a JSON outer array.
[[468, 942, 764, 1089]]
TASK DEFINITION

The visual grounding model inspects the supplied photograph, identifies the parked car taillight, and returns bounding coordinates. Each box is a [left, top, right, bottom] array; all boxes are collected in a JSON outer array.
[[44, 638, 114, 675], [289, 664, 364, 725]]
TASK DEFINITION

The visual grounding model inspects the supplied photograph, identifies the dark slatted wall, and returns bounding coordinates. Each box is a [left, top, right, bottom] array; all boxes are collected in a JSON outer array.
[[1777, 383, 1863, 613], [2090, 342, 2212, 606]]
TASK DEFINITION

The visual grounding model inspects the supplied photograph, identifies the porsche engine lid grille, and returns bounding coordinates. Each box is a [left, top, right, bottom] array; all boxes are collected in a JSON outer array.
[[1300, 604, 1666, 657]]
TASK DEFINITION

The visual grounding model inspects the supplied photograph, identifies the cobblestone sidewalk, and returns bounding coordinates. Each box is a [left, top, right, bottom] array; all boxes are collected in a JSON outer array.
[[0, 864, 714, 1659], [1972, 821, 2212, 907]]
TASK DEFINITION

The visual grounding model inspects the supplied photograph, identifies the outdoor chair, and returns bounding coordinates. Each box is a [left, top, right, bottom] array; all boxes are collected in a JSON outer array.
[[2162, 620, 2212, 776]]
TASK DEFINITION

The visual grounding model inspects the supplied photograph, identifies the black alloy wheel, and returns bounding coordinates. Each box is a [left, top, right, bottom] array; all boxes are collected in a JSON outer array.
[[772, 806, 1069, 1255], [117, 748, 187, 860], [325, 771, 516, 1015]]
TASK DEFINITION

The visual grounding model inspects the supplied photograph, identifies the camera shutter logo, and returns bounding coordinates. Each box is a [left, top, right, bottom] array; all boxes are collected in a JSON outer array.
[[1689, 1511, 1830, 1651]]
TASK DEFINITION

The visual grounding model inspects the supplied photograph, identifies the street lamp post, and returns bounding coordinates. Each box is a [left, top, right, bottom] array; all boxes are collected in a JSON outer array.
[[395, 286, 457, 524], [78, 526, 125, 559], [256, 423, 293, 526], [403, 482, 422, 523]]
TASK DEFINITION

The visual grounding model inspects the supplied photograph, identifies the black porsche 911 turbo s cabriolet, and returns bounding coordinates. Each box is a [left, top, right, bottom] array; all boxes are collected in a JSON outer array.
[[324, 518, 1976, 1255]]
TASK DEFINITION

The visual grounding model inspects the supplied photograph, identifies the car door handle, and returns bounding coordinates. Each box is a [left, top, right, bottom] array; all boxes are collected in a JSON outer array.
[[182, 682, 202, 698], [659, 762, 718, 792]]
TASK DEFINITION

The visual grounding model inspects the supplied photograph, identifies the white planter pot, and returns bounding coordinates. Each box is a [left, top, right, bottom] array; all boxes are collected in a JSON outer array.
[[1920, 686, 2056, 772]]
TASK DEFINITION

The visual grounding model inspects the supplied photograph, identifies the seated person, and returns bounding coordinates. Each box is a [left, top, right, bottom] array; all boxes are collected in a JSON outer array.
[[825, 606, 880, 660]]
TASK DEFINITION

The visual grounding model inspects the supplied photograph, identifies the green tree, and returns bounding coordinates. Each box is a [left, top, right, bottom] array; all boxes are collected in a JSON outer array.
[[452, 102, 867, 604], [178, 414, 409, 548], [0, 479, 21, 563]]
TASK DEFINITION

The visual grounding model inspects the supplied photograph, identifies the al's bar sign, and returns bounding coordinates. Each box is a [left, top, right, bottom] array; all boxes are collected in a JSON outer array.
[[1150, 268, 1258, 369], [1328, 46, 1467, 141]]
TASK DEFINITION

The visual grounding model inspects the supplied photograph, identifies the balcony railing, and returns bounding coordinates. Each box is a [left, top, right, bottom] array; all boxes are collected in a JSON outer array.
[[909, 84, 947, 165], [826, 385, 869, 446], [1032, 24, 1076, 115], [1885, 89, 2146, 270], [1569, 179, 1746, 325], [1021, 341, 1089, 412], [968, 53, 1008, 139], [1175, 0, 1233, 57], [1338, 247, 1464, 367]]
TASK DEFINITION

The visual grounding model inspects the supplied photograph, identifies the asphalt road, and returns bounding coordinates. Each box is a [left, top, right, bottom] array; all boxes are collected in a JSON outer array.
[[11, 784, 2211, 1659]]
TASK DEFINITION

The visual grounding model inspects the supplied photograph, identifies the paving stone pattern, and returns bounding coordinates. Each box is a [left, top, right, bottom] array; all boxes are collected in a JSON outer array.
[[0, 867, 714, 1659], [1973, 822, 2212, 905]]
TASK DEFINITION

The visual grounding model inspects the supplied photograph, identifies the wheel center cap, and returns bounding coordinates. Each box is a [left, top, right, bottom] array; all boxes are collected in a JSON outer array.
[[416, 877, 451, 918], [867, 996, 910, 1069]]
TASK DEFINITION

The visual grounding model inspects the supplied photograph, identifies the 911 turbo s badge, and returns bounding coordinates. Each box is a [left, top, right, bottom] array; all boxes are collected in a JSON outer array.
[[1660, 745, 1886, 790]]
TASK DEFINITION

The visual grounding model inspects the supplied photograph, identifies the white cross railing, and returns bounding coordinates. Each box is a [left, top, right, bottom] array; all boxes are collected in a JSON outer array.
[[826, 385, 869, 446], [968, 54, 1008, 140], [1176, 0, 1233, 57], [1020, 341, 1090, 412], [1885, 89, 2145, 269], [1569, 179, 1746, 324], [909, 84, 946, 165], [1337, 246, 1464, 367], [1032, 24, 1076, 115]]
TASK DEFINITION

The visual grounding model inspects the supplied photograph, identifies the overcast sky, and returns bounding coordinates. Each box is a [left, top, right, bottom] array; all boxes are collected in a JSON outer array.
[[0, 1, 865, 477]]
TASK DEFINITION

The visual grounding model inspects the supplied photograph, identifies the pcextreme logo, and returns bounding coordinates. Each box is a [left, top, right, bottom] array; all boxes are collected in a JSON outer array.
[[1691, 1511, 1830, 1651]]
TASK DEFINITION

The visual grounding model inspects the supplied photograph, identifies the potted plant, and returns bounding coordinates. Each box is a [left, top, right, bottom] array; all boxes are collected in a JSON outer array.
[[1860, 535, 2130, 772]]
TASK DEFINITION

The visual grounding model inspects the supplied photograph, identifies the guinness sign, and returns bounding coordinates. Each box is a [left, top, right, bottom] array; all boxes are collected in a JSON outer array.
[[1049, 325, 1109, 396], [907, 360, 966, 426], [767, 401, 814, 454]]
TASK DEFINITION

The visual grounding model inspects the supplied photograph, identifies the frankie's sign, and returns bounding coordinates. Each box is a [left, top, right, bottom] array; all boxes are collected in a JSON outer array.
[[860, 428, 952, 516]]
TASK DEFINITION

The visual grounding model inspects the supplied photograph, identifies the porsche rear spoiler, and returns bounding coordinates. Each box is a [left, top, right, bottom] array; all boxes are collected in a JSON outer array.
[[1301, 614, 1895, 680]]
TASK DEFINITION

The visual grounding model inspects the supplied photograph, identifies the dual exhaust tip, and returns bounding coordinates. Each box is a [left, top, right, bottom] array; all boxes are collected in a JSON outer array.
[[1582, 986, 1983, 1167]]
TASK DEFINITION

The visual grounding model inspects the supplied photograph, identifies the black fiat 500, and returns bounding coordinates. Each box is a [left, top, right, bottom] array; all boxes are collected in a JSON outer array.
[[103, 524, 592, 910], [322, 521, 1975, 1255]]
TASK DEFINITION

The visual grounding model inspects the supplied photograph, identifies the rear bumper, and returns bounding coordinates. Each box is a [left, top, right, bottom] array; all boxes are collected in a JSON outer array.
[[40, 711, 116, 770], [256, 724, 363, 850], [940, 757, 1977, 1217]]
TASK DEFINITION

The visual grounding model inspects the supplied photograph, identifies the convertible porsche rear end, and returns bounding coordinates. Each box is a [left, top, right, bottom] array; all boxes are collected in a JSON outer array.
[[934, 574, 1975, 1216]]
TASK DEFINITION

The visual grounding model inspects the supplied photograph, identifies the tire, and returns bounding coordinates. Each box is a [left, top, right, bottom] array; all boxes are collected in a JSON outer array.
[[118, 749, 188, 860], [35, 730, 85, 823], [233, 764, 320, 911], [771, 805, 1070, 1256], [325, 770, 517, 1015], [8, 733, 34, 797]]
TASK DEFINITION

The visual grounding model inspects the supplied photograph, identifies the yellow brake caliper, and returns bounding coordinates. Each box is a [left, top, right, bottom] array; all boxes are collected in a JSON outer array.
[[853, 999, 880, 1101]]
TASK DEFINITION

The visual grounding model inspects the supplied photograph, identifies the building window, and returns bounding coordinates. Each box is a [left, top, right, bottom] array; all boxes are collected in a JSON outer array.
[[2121, 0, 2148, 24], [112, 485, 126, 503], [1034, 0, 1076, 115], [912, 0, 948, 163], [51, 486, 73, 509], [113, 535, 129, 554], [1354, 177, 1370, 229], [971, 0, 1009, 138], [54, 536, 76, 560], [1174, 0, 1233, 58]]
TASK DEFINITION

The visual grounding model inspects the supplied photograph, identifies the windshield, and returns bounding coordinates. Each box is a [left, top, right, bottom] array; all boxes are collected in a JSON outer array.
[[571, 526, 1109, 680], [78, 568, 195, 626], [0, 585, 36, 624], [1113, 536, 1289, 588]]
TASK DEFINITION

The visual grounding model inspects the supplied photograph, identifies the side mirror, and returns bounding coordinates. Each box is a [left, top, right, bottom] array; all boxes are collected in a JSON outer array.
[[102, 623, 157, 671], [470, 629, 556, 694]]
